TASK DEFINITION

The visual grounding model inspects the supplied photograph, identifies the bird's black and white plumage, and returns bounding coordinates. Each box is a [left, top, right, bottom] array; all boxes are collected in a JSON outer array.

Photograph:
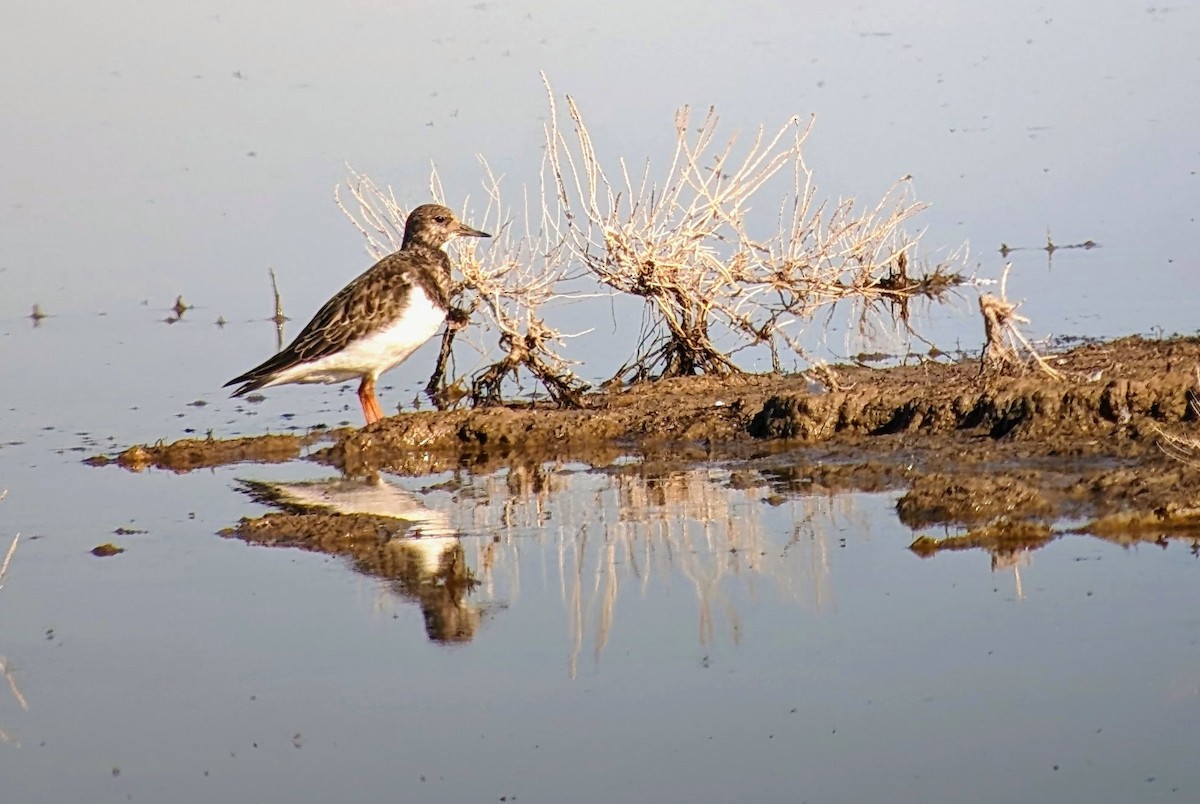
[[225, 203, 490, 424]]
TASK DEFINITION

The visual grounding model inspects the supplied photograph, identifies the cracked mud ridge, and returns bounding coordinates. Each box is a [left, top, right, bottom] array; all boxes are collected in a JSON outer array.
[[97, 336, 1200, 552]]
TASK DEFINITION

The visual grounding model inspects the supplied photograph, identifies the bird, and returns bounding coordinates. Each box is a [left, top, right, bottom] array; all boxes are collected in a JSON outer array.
[[225, 203, 490, 425]]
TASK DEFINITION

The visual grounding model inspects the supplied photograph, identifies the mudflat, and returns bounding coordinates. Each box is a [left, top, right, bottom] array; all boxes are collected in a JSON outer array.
[[97, 335, 1200, 553]]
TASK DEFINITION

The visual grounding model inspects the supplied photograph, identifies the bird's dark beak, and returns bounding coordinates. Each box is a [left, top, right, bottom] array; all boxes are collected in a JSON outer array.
[[455, 222, 491, 239]]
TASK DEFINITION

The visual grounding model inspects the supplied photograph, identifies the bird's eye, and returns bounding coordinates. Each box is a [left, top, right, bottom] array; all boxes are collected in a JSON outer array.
[[434, 215, 448, 223]]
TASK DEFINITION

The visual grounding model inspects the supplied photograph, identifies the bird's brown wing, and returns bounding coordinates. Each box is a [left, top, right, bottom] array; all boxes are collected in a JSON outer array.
[[225, 253, 417, 392]]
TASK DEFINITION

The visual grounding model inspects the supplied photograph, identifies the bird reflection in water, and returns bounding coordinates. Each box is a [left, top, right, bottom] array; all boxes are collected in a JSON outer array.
[[233, 475, 484, 643]]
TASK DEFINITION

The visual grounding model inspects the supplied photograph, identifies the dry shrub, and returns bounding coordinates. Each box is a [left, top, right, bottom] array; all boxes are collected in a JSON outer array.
[[335, 163, 588, 407], [540, 75, 964, 379], [336, 78, 966, 403], [977, 263, 1062, 379]]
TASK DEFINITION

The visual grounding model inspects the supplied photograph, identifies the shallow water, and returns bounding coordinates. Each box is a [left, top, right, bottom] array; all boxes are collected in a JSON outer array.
[[4, 454, 1200, 803], [3, 0, 1200, 801]]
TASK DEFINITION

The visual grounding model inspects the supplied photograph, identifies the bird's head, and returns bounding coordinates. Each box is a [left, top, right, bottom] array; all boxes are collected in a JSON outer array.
[[402, 204, 491, 250]]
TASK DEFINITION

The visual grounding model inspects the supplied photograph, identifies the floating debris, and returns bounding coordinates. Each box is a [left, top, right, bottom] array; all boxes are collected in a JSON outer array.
[[998, 234, 1098, 257]]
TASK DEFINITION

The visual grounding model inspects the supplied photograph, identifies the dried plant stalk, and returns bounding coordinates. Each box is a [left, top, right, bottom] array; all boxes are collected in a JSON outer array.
[[978, 263, 1062, 379], [1153, 367, 1200, 466]]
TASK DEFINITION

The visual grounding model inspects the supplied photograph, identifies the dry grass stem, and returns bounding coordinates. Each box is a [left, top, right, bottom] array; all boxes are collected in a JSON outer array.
[[1154, 367, 1200, 466], [978, 264, 1062, 379], [1156, 426, 1200, 468]]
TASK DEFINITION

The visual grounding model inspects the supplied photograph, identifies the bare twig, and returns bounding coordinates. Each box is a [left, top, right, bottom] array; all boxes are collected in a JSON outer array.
[[268, 268, 289, 352]]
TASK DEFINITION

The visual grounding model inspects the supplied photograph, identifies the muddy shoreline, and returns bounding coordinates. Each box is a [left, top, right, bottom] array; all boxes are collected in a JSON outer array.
[[94, 336, 1200, 549]]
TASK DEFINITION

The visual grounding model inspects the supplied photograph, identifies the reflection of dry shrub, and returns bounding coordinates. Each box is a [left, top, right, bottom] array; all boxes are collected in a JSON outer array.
[[542, 76, 963, 380], [978, 264, 1062, 379], [1, 488, 28, 746], [336, 165, 588, 407]]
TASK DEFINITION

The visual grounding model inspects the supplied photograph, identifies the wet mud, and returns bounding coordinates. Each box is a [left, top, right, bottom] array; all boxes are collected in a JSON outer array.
[[86, 432, 338, 473], [96, 336, 1200, 545]]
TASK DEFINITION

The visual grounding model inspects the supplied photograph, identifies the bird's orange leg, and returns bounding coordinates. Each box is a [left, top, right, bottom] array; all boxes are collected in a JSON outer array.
[[369, 393, 385, 423], [357, 376, 385, 425]]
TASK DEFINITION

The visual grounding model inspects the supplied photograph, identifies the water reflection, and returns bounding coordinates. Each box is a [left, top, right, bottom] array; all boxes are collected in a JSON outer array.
[[233, 462, 851, 672], [0, 655, 27, 747], [0, 509, 26, 746], [240, 475, 455, 536], [234, 477, 481, 643]]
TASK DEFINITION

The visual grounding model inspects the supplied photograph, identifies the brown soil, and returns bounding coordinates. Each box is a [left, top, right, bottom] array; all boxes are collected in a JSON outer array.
[[95, 336, 1200, 549]]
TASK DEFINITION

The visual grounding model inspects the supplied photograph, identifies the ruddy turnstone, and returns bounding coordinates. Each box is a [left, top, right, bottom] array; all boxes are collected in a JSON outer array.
[[225, 203, 489, 424]]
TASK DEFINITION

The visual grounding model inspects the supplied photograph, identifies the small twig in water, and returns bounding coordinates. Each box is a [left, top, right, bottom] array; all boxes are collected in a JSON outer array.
[[269, 268, 289, 352]]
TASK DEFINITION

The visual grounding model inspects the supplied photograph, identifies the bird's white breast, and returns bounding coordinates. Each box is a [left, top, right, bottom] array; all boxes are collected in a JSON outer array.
[[270, 287, 446, 385]]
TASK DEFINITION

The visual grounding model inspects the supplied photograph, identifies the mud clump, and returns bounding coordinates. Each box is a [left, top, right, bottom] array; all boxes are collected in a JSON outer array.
[[322, 335, 1200, 477], [225, 511, 407, 552], [1083, 503, 1200, 539], [897, 474, 1053, 527], [91, 433, 335, 473], [909, 520, 1056, 558], [319, 372, 778, 476]]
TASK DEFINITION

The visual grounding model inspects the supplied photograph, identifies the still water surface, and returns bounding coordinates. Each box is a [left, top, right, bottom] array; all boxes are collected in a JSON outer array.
[[4, 454, 1200, 803], [3, 1, 1200, 801]]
